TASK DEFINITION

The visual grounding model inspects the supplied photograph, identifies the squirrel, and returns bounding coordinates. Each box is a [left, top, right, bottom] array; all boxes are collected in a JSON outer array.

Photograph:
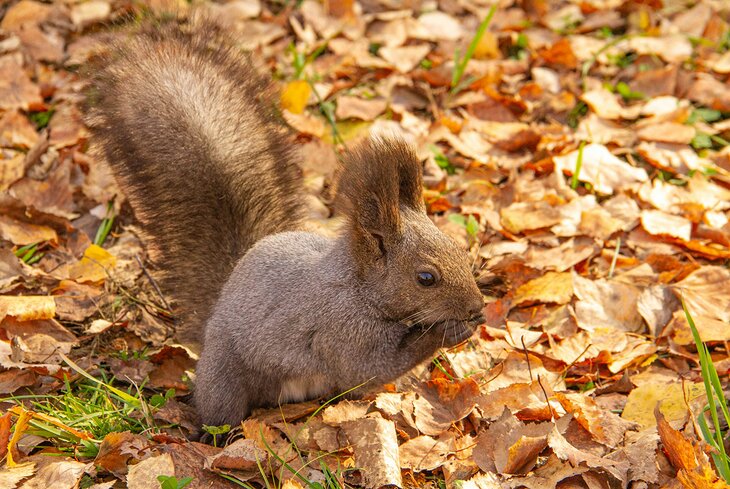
[[84, 19, 485, 426]]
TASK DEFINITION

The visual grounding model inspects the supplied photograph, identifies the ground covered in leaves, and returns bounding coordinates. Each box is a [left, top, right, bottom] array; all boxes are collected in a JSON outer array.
[[1, 0, 730, 488]]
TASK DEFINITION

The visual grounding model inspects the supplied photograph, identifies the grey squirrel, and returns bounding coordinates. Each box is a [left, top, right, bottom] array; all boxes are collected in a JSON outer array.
[[84, 19, 485, 426]]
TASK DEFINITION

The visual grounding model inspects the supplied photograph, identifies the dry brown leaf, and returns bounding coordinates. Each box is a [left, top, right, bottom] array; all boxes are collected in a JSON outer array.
[[413, 377, 480, 436], [342, 413, 401, 488], [671, 266, 730, 323], [637, 122, 696, 144], [664, 310, 730, 346], [688, 74, 730, 112], [70, 0, 111, 28], [0, 57, 43, 111], [126, 453, 175, 489], [555, 392, 636, 448], [48, 104, 87, 149], [500, 201, 563, 234], [483, 351, 565, 394], [335, 96, 387, 121], [207, 439, 267, 471], [572, 273, 643, 333], [0, 463, 36, 489], [474, 409, 552, 475], [553, 144, 648, 195], [399, 434, 454, 472], [322, 400, 371, 425], [525, 238, 599, 272], [18, 458, 88, 489], [0, 296, 56, 322], [53, 280, 105, 322], [94, 431, 150, 478], [1, 152, 26, 192], [547, 424, 628, 484], [148, 346, 195, 391], [0, 368, 37, 395], [0, 215, 57, 246], [0, 110, 39, 149], [581, 88, 641, 120], [10, 161, 77, 219], [379, 44, 431, 73], [640, 210, 692, 241], [478, 381, 561, 422]]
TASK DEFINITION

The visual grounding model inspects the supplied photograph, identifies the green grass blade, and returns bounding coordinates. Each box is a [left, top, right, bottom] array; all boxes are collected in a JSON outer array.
[[683, 298, 730, 481], [571, 141, 586, 190], [451, 4, 497, 92], [59, 352, 141, 408]]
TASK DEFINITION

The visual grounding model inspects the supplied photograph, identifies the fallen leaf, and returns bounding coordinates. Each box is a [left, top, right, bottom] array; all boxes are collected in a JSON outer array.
[[335, 96, 387, 121], [547, 424, 628, 484], [474, 409, 552, 475], [622, 381, 705, 429], [18, 458, 88, 489], [66, 245, 117, 284], [280, 80, 311, 115], [94, 431, 150, 478], [0, 215, 57, 246], [70, 0, 110, 28], [0, 463, 35, 489], [671, 266, 730, 323], [640, 210, 692, 242], [0, 296, 56, 322], [512, 271, 573, 306], [399, 434, 454, 472], [572, 273, 644, 332], [0, 110, 39, 149], [342, 413, 401, 488], [380, 44, 431, 73], [555, 392, 636, 448], [500, 201, 563, 234], [126, 453, 174, 489], [0, 56, 43, 111], [207, 438, 266, 471], [553, 144, 648, 195]]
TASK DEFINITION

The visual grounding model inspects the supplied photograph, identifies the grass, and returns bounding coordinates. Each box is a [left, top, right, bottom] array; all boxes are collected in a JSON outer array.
[[571, 141, 586, 190], [3, 355, 160, 459], [94, 201, 116, 246], [14, 242, 45, 265], [158, 476, 194, 489], [451, 4, 497, 94], [683, 299, 730, 482]]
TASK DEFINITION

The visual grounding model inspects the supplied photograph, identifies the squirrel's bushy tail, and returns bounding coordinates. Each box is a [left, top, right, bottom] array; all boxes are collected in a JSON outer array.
[[84, 19, 304, 344]]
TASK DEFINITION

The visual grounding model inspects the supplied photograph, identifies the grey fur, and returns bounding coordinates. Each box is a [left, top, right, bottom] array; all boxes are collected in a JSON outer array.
[[85, 19, 485, 426]]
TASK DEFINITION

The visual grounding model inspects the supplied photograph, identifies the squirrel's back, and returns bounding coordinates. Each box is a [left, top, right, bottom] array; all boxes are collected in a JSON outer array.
[[84, 20, 304, 344]]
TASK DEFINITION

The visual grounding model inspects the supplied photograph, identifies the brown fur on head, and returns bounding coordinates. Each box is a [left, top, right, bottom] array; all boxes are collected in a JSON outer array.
[[337, 138, 484, 326]]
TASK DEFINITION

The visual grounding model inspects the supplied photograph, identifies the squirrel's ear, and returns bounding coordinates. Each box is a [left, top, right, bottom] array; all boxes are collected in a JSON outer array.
[[337, 137, 424, 268]]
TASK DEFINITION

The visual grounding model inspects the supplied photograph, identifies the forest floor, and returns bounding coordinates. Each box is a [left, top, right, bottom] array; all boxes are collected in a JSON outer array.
[[1, 0, 730, 488]]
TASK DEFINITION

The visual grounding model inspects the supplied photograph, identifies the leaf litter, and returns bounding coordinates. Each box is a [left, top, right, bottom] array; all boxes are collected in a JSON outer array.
[[0, 0, 730, 487]]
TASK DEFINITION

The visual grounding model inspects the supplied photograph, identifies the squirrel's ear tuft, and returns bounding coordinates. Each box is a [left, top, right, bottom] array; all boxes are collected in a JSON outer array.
[[337, 137, 425, 267]]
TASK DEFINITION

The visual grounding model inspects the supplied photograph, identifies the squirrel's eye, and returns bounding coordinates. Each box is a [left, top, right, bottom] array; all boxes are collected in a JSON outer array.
[[417, 271, 436, 287]]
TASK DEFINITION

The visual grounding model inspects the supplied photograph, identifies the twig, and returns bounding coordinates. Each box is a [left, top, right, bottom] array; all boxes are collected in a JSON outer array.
[[135, 255, 172, 313]]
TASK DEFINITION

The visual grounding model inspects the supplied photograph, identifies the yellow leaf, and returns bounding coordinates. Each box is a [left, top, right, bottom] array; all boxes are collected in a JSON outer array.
[[622, 381, 705, 429], [280, 80, 311, 115], [513, 272, 573, 306], [474, 31, 499, 60], [0, 295, 56, 321], [67, 244, 116, 284]]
